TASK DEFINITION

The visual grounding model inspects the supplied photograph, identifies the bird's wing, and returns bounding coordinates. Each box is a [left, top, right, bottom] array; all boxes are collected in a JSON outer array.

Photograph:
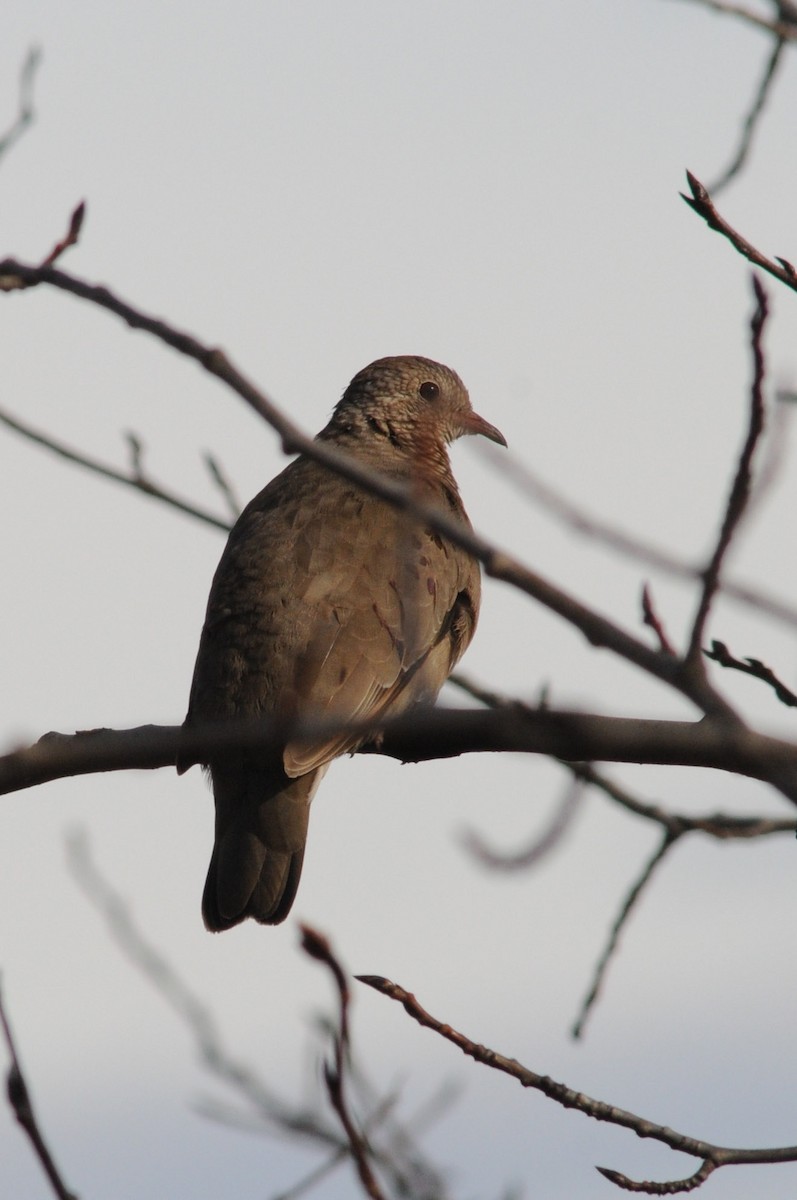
[[281, 484, 480, 775], [183, 458, 479, 775]]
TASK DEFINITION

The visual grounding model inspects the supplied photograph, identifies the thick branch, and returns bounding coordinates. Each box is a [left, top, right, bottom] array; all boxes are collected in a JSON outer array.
[[2, 710, 797, 799]]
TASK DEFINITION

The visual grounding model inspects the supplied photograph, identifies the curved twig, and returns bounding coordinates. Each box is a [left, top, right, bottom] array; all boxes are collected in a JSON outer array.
[[358, 973, 797, 1194]]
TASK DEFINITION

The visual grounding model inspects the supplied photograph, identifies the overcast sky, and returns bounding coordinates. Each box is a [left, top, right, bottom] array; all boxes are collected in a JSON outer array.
[[3, 3, 797, 1198]]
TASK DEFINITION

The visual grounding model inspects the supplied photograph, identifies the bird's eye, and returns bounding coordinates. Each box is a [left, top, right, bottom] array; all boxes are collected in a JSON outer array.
[[419, 381, 439, 401]]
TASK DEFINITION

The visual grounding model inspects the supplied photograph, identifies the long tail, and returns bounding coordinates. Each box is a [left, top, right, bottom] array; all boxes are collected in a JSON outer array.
[[202, 765, 324, 931]]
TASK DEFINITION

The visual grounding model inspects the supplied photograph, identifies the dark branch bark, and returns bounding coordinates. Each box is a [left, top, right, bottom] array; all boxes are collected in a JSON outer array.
[[2, 709, 797, 799]]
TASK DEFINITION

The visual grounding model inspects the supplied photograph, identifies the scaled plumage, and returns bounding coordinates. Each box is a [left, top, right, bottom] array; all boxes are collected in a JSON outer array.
[[179, 355, 505, 931]]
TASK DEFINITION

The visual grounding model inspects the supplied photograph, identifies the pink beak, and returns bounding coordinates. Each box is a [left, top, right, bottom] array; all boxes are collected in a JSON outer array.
[[464, 410, 507, 448]]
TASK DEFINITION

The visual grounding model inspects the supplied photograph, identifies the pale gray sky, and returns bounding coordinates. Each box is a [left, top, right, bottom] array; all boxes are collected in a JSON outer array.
[[3, 3, 797, 1197]]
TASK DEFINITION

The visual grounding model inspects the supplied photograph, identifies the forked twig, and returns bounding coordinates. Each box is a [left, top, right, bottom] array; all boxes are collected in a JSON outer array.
[[0, 405, 232, 531]]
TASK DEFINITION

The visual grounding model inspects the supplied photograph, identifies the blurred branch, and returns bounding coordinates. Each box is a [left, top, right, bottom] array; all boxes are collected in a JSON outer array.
[[709, 35, 788, 194], [0, 982, 78, 1200], [705, 638, 797, 706], [203, 452, 242, 520], [40, 201, 86, 268], [686, 275, 768, 662], [0, 47, 41, 164], [451, 673, 797, 838], [67, 830, 449, 1200], [4, 708, 797, 799], [672, 0, 797, 38], [0, 404, 232, 531], [482, 445, 797, 631], [682, 171, 797, 292], [641, 584, 677, 656], [301, 926, 387, 1200], [358, 973, 797, 1194], [461, 773, 584, 869]]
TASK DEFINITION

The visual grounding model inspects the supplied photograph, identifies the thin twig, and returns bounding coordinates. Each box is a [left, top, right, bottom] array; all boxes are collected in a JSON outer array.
[[0, 47, 41, 163], [40, 201, 86, 268], [705, 638, 797, 706], [682, 172, 797, 292], [0, 982, 78, 1200], [571, 829, 680, 1040], [357, 973, 797, 1193], [567, 759, 795, 839], [687, 275, 768, 662], [480, 444, 797, 631], [671, 0, 797, 38], [641, 584, 677, 656], [67, 831, 446, 1197], [0, 404, 232, 531], [203, 453, 242, 520], [461, 774, 583, 869], [450, 674, 796, 838], [709, 36, 787, 195], [300, 926, 387, 1200]]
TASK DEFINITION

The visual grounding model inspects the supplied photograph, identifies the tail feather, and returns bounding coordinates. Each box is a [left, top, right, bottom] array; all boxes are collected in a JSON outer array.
[[202, 766, 323, 931]]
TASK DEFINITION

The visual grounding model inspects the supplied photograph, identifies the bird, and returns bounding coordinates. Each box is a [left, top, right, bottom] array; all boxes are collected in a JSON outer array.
[[178, 355, 506, 931]]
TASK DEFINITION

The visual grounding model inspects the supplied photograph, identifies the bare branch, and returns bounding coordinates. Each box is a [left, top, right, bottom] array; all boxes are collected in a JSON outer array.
[[671, 0, 797, 38], [482, 446, 797, 631], [461, 773, 584, 869], [568, 759, 795, 839], [67, 832, 448, 1198], [203, 452, 242, 520], [3, 708, 797, 802], [0, 47, 41, 164], [0, 983, 78, 1200], [687, 275, 768, 661], [358, 973, 797, 1193], [641, 584, 677, 657], [571, 829, 680, 1040], [682, 172, 797, 292], [0, 404, 232, 531], [450, 674, 797, 838], [705, 638, 797, 706], [709, 36, 787, 194], [301, 926, 387, 1200], [40, 201, 86, 268]]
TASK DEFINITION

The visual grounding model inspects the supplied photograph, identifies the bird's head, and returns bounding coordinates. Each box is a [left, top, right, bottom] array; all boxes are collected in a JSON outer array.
[[325, 355, 506, 471]]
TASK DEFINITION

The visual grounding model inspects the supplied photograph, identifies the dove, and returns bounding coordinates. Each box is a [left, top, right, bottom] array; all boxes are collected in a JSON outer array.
[[179, 355, 505, 931]]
